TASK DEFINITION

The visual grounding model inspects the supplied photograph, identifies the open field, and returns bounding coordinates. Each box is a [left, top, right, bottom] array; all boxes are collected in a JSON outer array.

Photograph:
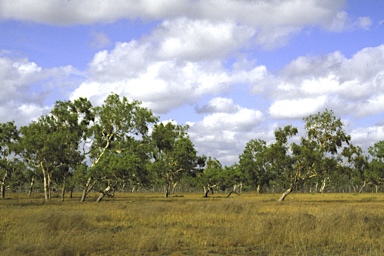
[[1, 193, 384, 255]]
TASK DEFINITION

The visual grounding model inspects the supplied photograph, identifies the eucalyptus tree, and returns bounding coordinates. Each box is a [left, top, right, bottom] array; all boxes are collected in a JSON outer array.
[[79, 94, 158, 202], [279, 110, 351, 201], [368, 141, 384, 192], [197, 156, 222, 197], [151, 122, 199, 197], [21, 98, 93, 200], [223, 164, 245, 197], [0, 121, 21, 199], [239, 139, 273, 193], [342, 144, 370, 193]]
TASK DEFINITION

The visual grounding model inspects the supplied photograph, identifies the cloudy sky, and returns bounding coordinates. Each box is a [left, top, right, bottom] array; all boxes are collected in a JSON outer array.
[[1, 0, 384, 165]]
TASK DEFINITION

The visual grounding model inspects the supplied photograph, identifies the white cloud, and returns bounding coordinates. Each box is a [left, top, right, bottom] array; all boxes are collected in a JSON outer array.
[[263, 44, 384, 118], [155, 18, 255, 61], [195, 97, 238, 114], [71, 24, 268, 114], [355, 16, 372, 30], [189, 103, 264, 165], [1, 0, 360, 49], [269, 96, 327, 119], [351, 126, 384, 150], [326, 11, 372, 32], [0, 55, 79, 125]]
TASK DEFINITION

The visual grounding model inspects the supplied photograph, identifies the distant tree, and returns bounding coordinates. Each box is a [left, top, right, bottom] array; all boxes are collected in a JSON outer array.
[[279, 110, 351, 201], [368, 141, 384, 192], [79, 94, 158, 202], [342, 145, 370, 193], [197, 157, 222, 197], [223, 164, 244, 197], [151, 122, 199, 197], [239, 139, 272, 193], [21, 98, 93, 200], [0, 121, 21, 198]]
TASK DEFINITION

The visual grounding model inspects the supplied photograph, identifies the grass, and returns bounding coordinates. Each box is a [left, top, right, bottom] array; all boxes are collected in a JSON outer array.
[[1, 192, 384, 255]]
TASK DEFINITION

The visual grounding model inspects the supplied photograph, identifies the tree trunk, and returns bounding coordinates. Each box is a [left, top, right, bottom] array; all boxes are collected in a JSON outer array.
[[358, 181, 366, 193], [61, 177, 66, 202], [204, 187, 209, 197], [41, 164, 49, 201], [0, 183, 5, 199], [319, 177, 328, 193], [172, 182, 178, 194], [28, 177, 34, 197], [1, 172, 7, 199], [80, 177, 93, 202], [96, 185, 110, 202], [165, 183, 171, 198], [226, 184, 241, 198], [278, 186, 293, 201]]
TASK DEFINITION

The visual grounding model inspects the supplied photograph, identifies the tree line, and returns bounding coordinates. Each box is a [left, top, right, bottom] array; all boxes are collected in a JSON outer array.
[[0, 93, 383, 201]]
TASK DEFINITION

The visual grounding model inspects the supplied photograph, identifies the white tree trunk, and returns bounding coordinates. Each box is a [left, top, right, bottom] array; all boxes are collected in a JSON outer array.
[[278, 186, 293, 201], [1, 172, 6, 199], [319, 177, 328, 193], [358, 181, 366, 193], [41, 164, 49, 201], [80, 177, 93, 202], [96, 185, 112, 202], [28, 177, 34, 197]]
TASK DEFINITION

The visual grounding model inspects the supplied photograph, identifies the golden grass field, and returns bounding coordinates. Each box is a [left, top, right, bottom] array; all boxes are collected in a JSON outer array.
[[1, 192, 384, 255]]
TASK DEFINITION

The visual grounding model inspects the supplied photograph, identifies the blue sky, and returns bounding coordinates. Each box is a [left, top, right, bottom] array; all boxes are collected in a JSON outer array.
[[1, 0, 384, 165]]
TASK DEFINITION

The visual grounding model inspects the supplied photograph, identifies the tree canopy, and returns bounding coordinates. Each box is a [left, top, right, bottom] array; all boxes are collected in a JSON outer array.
[[0, 95, 382, 202]]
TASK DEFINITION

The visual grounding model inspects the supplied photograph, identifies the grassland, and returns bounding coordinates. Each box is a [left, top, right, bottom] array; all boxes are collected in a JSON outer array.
[[1, 192, 384, 255]]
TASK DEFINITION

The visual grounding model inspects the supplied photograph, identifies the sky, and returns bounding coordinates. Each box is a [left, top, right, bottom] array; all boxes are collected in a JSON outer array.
[[1, 0, 384, 166]]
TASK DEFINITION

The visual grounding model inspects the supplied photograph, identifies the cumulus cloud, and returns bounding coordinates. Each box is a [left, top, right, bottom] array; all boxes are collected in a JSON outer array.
[[70, 20, 268, 114], [195, 97, 238, 114], [269, 96, 327, 119], [265, 44, 384, 119], [1, 0, 368, 49], [0, 55, 78, 125], [351, 126, 384, 150], [189, 100, 264, 165]]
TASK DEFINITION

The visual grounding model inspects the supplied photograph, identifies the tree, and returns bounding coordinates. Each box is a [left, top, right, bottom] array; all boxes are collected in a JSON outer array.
[[197, 157, 222, 197], [278, 109, 351, 201], [368, 141, 384, 191], [0, 122, 21, 199], [239, 139, 272, 193], [151, 122, 199, 197], [21, 98, 93, 200], [80, 94, 158, 202], [342, 145, 370, 193], [223, 164, 245, 197]]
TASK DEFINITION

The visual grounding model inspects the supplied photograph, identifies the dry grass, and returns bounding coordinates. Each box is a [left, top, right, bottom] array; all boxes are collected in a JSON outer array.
[[1, 192, 384, 255]]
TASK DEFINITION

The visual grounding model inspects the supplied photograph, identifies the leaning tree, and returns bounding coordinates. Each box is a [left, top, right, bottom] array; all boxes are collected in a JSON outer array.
[[278, 109, 351, 201], [79, 93, 158, 202]]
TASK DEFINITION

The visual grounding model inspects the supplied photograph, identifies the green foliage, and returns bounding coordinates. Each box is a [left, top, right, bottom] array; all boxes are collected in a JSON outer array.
[[368, 141, 384, 186], [239, 139, 273, 191], [151, 122, 199, 197], [20, 98, 94, 200], [5, 94, 384, 198]]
